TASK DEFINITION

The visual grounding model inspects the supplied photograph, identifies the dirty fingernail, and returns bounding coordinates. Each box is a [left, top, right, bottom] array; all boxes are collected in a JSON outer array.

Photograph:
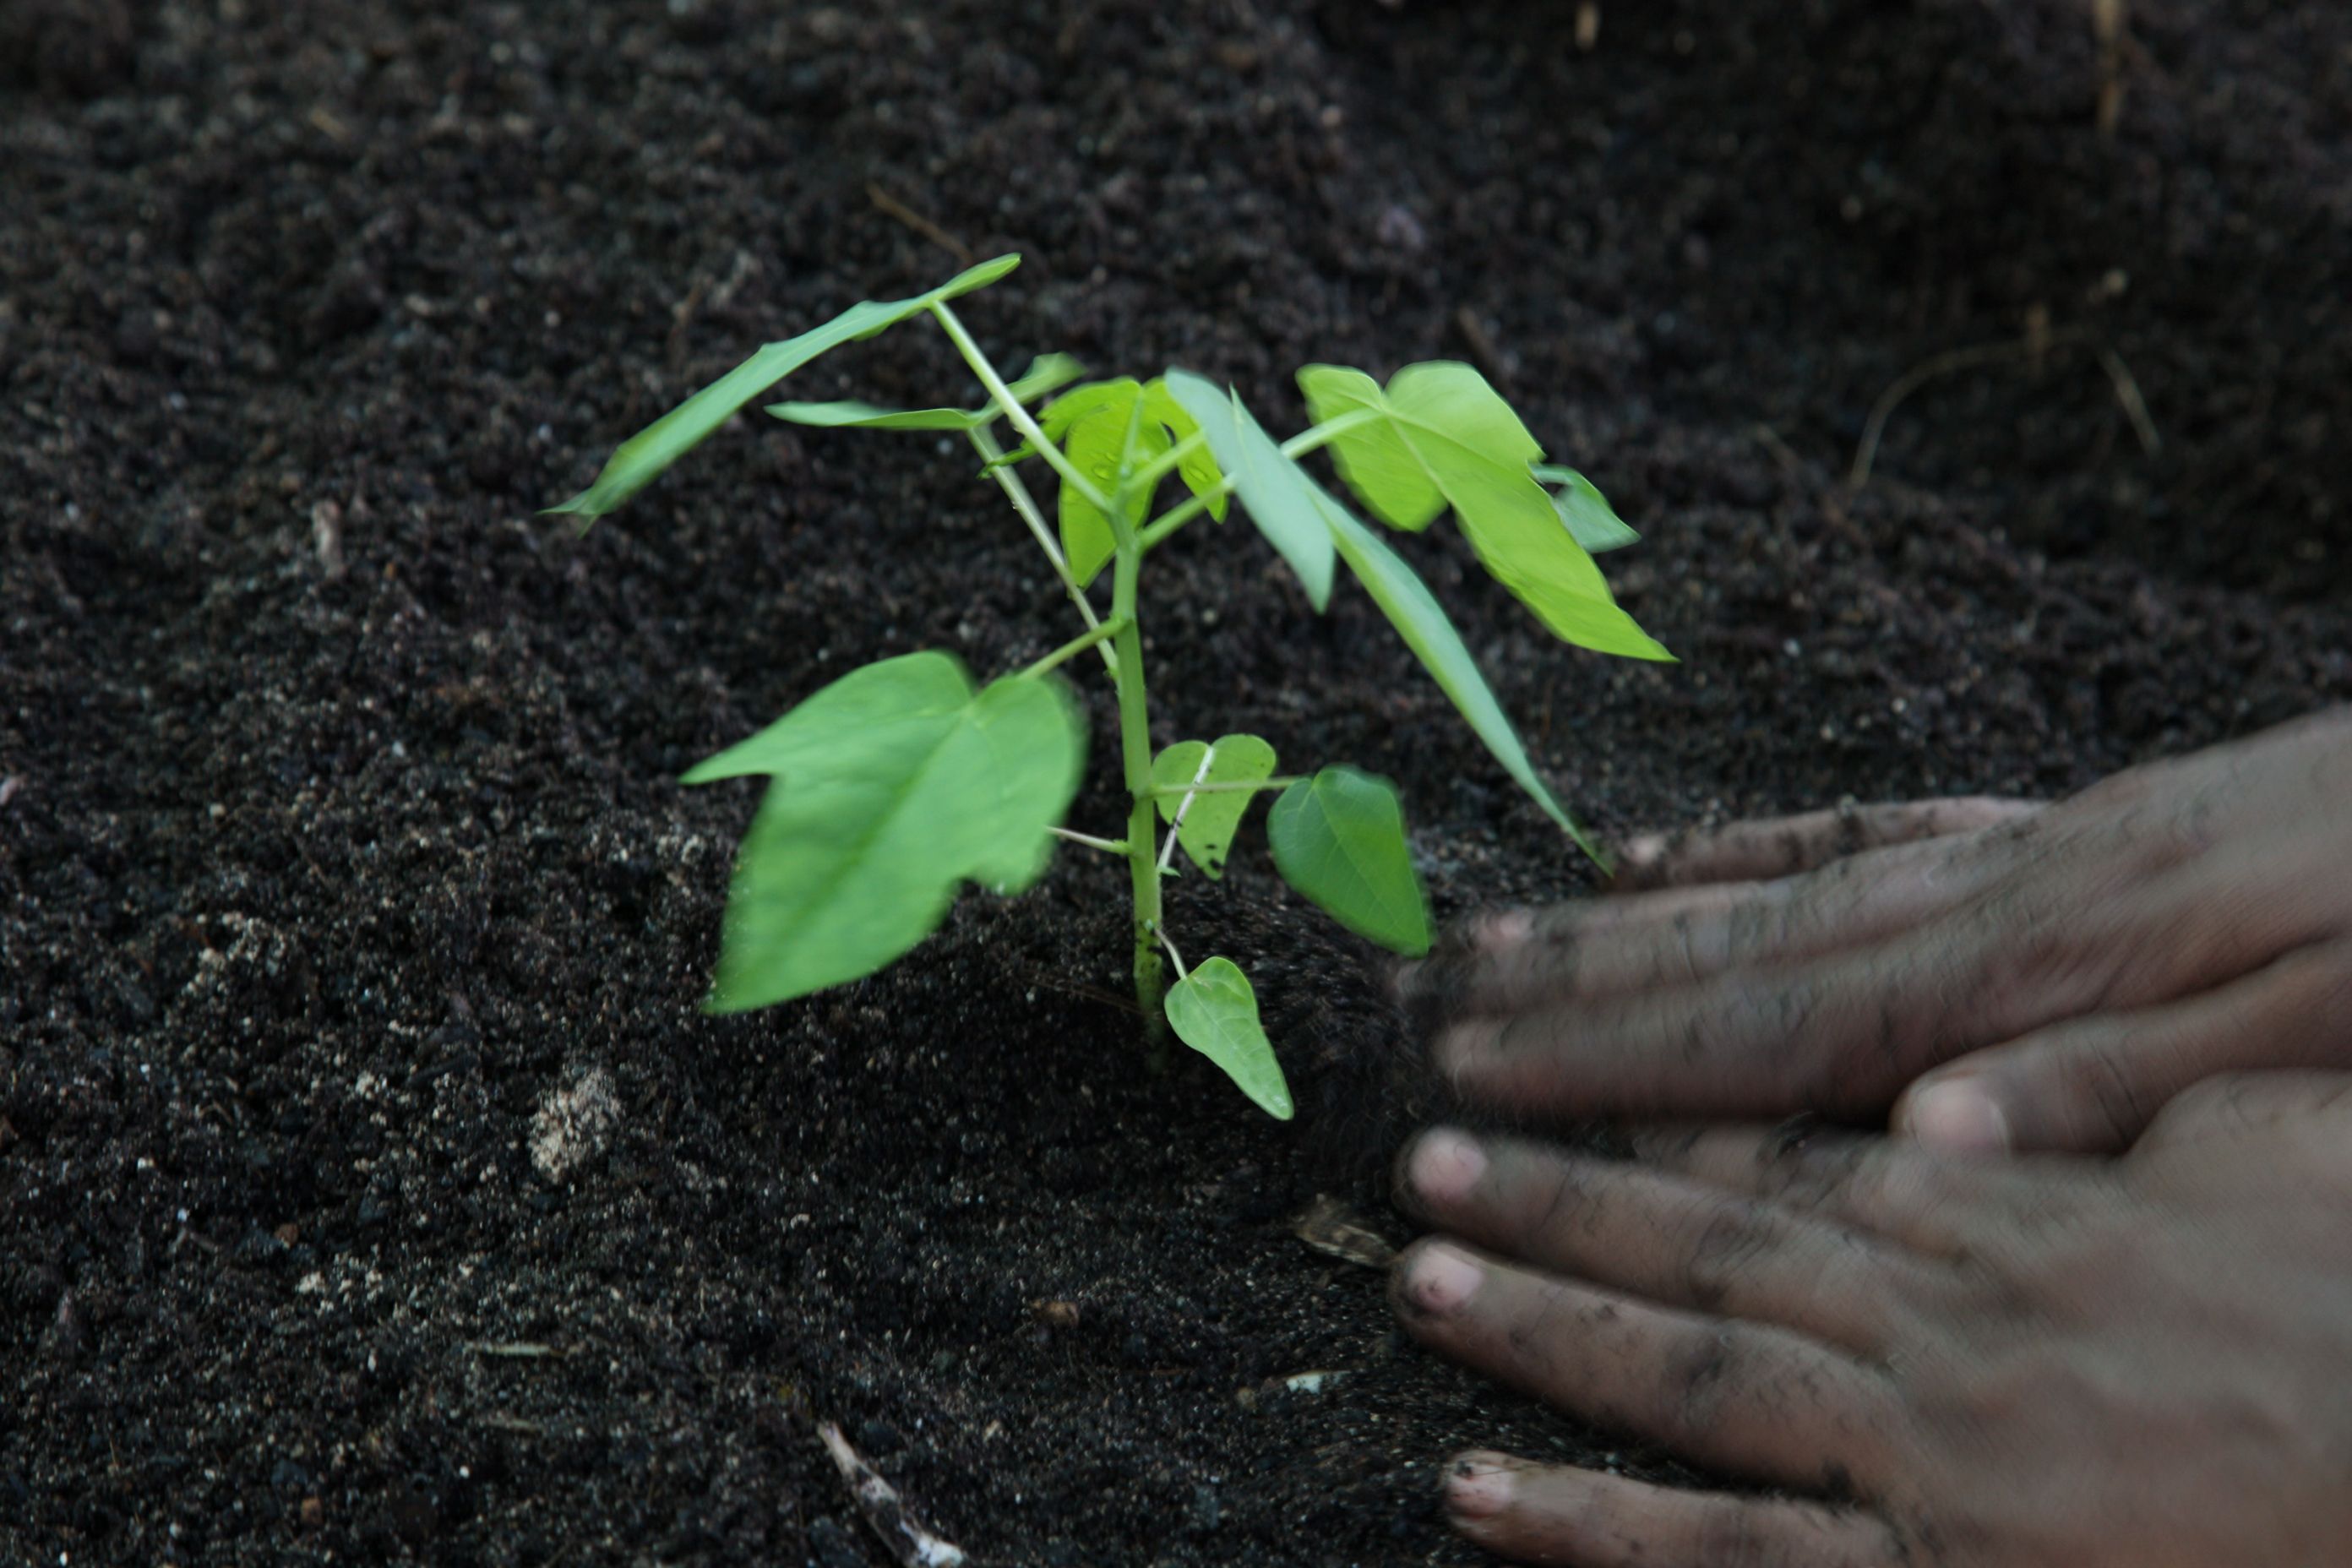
[[1446, 1454, 1515, 1518], [1903, 1080, 2010, 1153], [1407, 1129, 1487, 1205], [1403, 1244, 1483, 1315]]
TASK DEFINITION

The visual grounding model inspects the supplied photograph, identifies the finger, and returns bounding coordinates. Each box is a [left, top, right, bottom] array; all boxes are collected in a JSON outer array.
[[1611, 796, 2042, 890], [1391, 1239, 1897, 1488], [2129, 1070, 2352, 1157], [1402, 828, 2025, 1019], [1894, 941, 2352, 1155], [1398, 1129, 1932, 1351], [1440, 1453, 1903, 1568], [1622, 1123, 2013, 1256]]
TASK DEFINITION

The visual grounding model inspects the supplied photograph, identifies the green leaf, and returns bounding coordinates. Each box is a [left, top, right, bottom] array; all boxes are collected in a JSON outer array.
[[1531, 464, 1641, 553], [1143, 378, 1228, 520], [546, 253, 1021, 520], [1267, 766, 1432, 956], [681, 651, 1085, 1011], [1164, 958, 1293, 1119], [1036, 378, 1139, 442], [1159, 371, 1336, 611], [1059, 395, 1168, 585], [1312, 490, 1601, 859], [1152, 735, 1278, 879], [1297, 362, 1669, 661]]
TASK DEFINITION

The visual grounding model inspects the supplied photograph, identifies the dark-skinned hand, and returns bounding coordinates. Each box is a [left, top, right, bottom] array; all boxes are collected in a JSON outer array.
[[1399, 707, 2352, 1152], [1392, 1074, 2352, 1565]]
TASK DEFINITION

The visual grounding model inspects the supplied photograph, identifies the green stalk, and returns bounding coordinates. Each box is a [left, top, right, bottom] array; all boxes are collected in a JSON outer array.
[[1135, 407, 1384, 553], [1101, 400, 1168, 1049]]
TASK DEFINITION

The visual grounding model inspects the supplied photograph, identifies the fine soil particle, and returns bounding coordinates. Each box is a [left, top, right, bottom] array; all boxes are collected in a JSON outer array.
[[5, 3, 2348, 1564]]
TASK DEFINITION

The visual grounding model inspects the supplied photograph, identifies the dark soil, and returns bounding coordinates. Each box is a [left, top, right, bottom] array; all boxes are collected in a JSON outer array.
[[5, 2, 2349, 1563]]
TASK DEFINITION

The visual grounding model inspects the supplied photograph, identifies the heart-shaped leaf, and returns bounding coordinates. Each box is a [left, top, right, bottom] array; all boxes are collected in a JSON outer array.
[[547, 253, 1021, 520], [1164, 957, 1293, 1119], [682, 652, 1086, 1010], [1297, 361, 1669, 661], [1152, 734, 1278, 879], [1267, 766, 1431, 956]]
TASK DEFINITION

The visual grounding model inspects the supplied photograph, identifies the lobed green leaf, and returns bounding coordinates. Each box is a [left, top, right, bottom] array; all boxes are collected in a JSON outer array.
[[681, 651, 1085, 1011], [1152, 735, 1278, 879], [1297, 361, 1669, 661], [1163, 958, 1293, 1119], [1267, 766, 1432, 956], [1158, 371, 1336, 610], [546, 253, 1021, 520]]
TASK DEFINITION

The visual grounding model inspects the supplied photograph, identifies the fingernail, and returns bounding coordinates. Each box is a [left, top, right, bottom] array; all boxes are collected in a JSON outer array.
[[1903, 1080, 2011, 1153], [1402, 1244, 1483, 1315], [1407, 1129, 1487, 1205], [1473, 910, 1533, 951], [1435, 1021, 1492, 1078], [1446, 1455, 1515, 1518]]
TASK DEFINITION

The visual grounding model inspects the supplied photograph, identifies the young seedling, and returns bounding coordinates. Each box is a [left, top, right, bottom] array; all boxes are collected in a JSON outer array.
[[549, 255, 1669, 1118]]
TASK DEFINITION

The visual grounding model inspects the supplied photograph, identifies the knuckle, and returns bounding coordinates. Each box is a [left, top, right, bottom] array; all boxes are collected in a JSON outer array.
[[1679, 1202, 1775, 1311], [2057, 1040, 2156, 1148], [1662, 1328, 1745, 1440]]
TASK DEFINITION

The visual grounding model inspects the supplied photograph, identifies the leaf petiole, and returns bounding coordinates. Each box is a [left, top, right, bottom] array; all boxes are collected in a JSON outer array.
[[1050, 825, 1130, 855], [1153, 923, 1189, 981], [1136, 409, 1384, 553], [966, 424, 1119, 677], [1023, 616, 1130, 679], [931, 302, 1118, 520]]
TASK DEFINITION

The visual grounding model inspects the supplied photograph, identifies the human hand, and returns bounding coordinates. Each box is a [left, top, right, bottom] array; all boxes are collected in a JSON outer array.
[[1401, 708, 2352, 1152], [1391, 1073, 2352, 1565]]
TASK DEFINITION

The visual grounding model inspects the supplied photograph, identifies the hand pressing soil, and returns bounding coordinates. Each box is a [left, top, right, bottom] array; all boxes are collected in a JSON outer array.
[[1392, 1075, 2352, 1565], [1402, 706, 2352, 1153]]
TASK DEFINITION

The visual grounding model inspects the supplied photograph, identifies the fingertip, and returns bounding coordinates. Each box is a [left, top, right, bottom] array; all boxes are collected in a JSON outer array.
[[1392, 1239, 1484, 1319], [1898, 1078, 2012, 1155], [1401, 1126, 1488, 1210], [1471, 908, 1535, 952], [1444, 1451, 1518, 1521]]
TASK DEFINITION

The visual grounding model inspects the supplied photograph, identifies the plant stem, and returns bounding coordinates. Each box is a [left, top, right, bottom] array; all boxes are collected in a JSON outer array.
[[1022, 616, 1129, 679], [966, 427, 1119, 677], [930, 302, 1117, 518], [1049, 825, 1130, 855], [1146, 775, 1303, 799], [1135, 407, 1384, 553], [1127, 430, 1205, 493]]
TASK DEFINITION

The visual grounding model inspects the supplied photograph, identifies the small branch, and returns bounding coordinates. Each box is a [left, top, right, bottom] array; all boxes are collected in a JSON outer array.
[[1848, 328, 2159, 487], [1024, 616, 1129, 679], [866, 182, 973, 264], [1148, 776, 1301, 799], [1049, 825, 1130, 855], [817, 1420, 968, 1568], [967, 425, 1119, 676], [931, 302, 1117, 518], [2093, 346, 2163, 457]]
